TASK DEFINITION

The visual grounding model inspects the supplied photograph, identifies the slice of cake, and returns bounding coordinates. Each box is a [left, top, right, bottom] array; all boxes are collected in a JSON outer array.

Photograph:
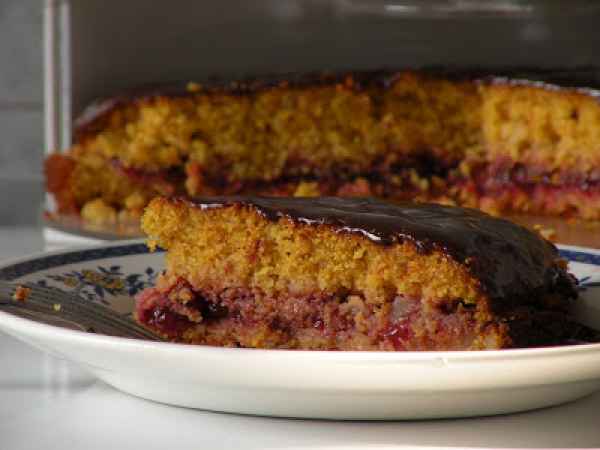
[[135, 196, 579, 350], [45, 68, 600, 228]]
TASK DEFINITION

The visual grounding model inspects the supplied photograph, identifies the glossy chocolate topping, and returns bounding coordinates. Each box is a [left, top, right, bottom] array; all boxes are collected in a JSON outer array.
[[74, 67, 600, 142], [182, 196, 577, 305]]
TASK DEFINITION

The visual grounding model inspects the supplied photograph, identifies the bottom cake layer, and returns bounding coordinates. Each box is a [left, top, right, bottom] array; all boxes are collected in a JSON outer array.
[[135, 275, 588, 350], [135, 276, 502, 350], [455, 162, 600, 220], [47, 153, 600, 226]]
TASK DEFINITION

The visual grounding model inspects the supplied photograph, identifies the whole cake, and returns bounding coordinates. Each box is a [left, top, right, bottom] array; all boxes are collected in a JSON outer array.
[[45, 69, 600, 226], [135, 196, 579, 350]]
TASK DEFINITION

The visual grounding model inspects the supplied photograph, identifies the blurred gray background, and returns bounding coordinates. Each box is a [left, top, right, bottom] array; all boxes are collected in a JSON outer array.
[[0, 0, 42, 225], [3, 0, 600, 225]]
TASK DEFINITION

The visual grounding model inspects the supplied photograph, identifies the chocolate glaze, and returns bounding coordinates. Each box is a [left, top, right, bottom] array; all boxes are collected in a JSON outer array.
[[180, 196, 578, 308], [73, 67, 600, 142]]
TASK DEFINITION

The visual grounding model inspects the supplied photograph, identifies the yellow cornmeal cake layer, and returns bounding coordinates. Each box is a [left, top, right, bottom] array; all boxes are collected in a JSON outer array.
[[481, 81, 600, 172], [45, 70, 600, 224], [74, 73, 480, 175], [135, 196, 578, 350]]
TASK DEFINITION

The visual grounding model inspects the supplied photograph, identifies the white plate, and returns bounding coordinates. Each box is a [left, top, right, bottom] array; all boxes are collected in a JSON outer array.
[[0, 240, 599, 420]]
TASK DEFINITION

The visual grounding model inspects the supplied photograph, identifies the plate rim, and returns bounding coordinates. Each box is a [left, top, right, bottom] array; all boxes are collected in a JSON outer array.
[[0, 240, 599, 362], [0, 238, 150, 272]]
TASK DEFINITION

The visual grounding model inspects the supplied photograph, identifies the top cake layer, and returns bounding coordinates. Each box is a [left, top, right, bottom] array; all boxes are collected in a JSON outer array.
[[74, 67, 600, 141], [172, 196, 575, 304]]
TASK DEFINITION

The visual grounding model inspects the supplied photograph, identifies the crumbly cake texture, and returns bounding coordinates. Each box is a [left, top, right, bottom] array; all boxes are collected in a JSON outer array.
[[135, 196, 578, 350], [45, 69, 600, 225]]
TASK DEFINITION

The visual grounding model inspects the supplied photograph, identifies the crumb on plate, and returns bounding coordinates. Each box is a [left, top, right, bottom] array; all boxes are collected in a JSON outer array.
[[12, 285, 31, 302]]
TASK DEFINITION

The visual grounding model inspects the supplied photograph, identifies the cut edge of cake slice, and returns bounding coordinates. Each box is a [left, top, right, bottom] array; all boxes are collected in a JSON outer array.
[[135, 196, 578, 351]]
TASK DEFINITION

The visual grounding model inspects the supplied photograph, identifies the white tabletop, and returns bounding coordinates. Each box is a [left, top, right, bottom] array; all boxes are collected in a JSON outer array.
[[1, 226, 600, 449]]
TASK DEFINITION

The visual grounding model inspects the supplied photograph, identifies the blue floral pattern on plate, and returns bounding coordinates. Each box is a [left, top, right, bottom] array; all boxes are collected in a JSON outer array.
[[0, 243, 165, 313], [35, 265, 158, 305]]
